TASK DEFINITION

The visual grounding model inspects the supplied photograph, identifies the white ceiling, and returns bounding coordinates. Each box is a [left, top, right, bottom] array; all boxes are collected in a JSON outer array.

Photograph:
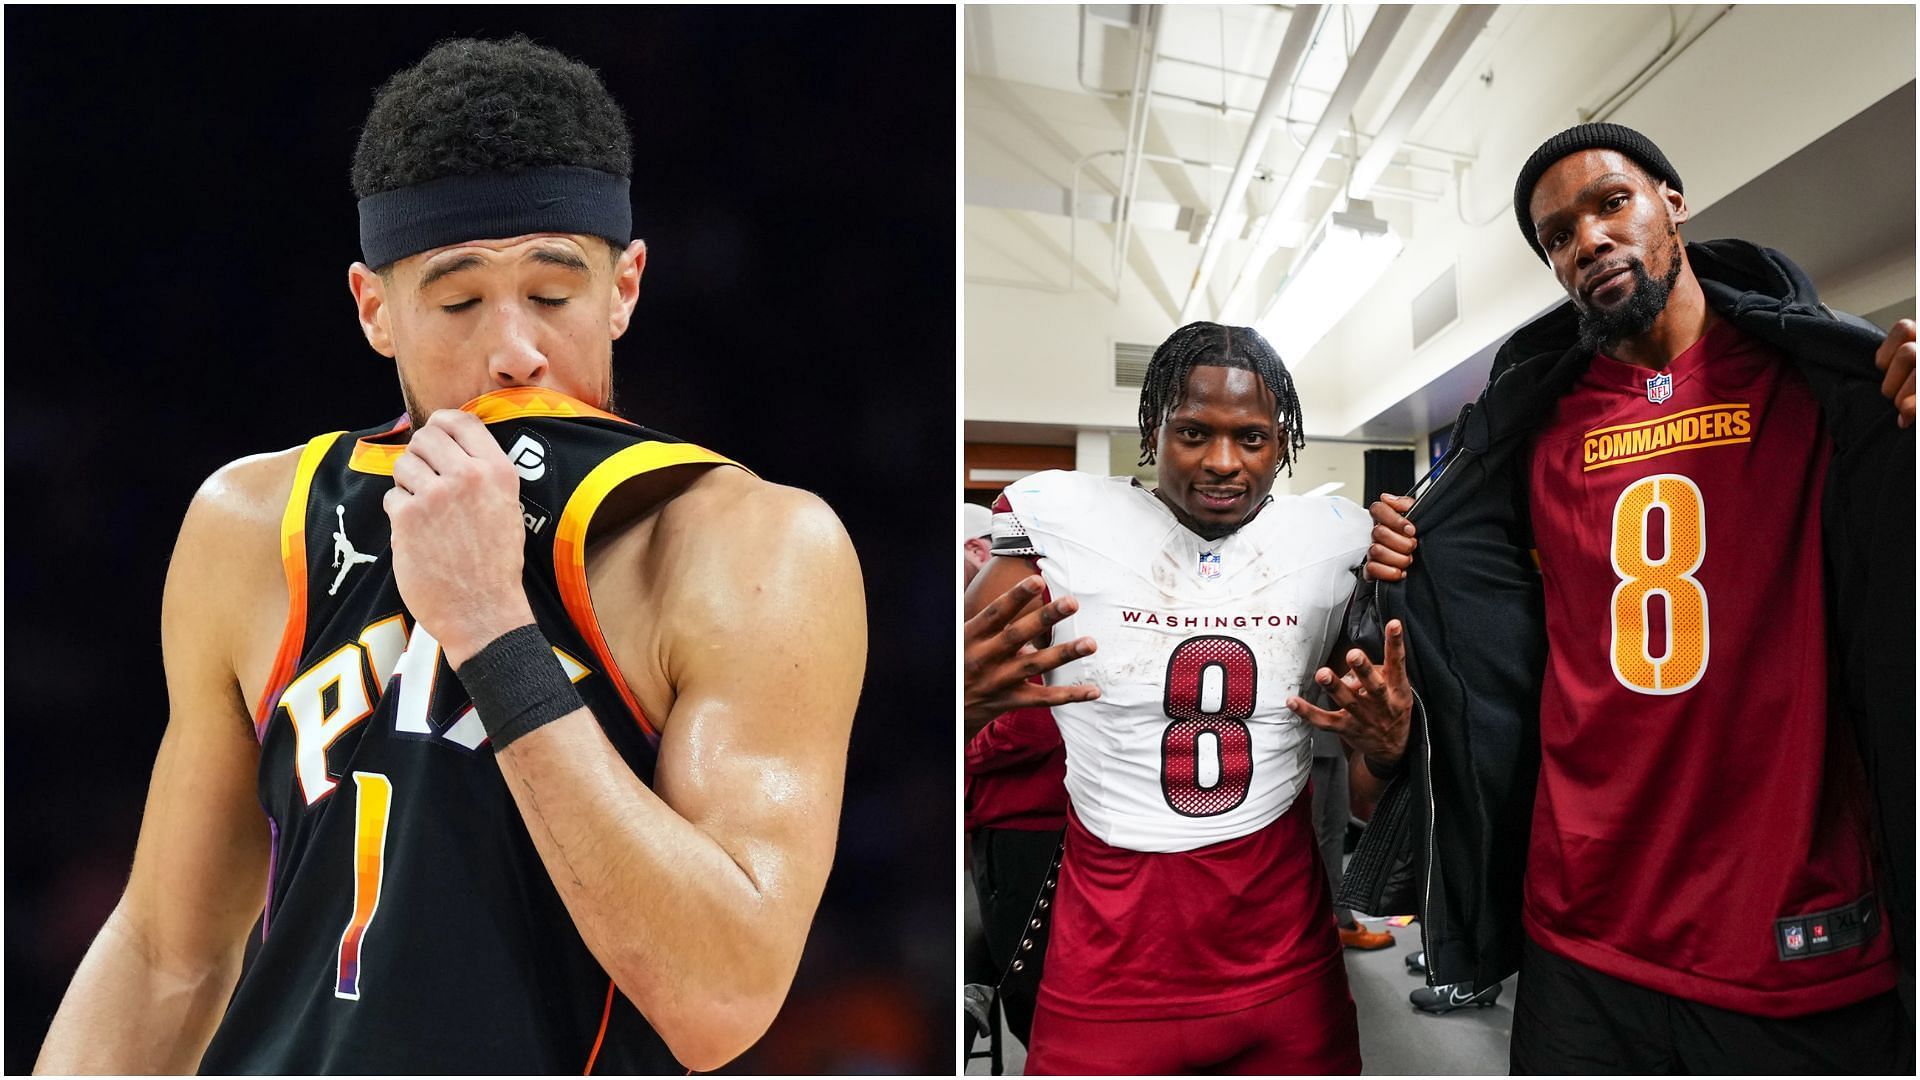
[[966, 4, 1918, 445], [965, 5, 1677, 314]]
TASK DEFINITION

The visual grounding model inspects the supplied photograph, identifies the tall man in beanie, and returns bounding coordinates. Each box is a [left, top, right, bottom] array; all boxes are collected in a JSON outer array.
[[1336, 122, 1914, 1072], [34, 38, 865, 1074]]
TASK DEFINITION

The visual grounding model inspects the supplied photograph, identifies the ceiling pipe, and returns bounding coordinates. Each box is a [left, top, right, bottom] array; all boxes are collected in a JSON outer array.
[[1155, 52, 1292, 83], [1075, 6, 1476, 162], [1349, 5, 1497, 201], [1075, 5, 1130, 99], [1176, 4, 1326, 324], [1218, 4, 1413, 320], [1110, 5, 1164, 294], [1586, 5, 1733, 123]]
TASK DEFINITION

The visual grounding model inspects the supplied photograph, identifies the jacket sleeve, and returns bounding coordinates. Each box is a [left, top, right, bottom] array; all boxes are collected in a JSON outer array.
[[966, 707, 1062, 775], [1334, 569, 1426, 918]]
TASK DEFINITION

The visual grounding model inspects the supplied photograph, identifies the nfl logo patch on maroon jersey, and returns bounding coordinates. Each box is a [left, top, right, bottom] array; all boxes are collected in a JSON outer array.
[[1646, 371, 1673, 404]]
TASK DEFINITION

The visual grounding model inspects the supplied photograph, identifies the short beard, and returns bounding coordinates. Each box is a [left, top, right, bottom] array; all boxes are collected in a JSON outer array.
[[1576, 232, 1684, 355], [398, 372, 428, 432]]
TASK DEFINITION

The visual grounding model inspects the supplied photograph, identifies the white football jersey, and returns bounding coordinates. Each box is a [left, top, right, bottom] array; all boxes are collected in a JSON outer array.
[[995, 470, 1370, 853]]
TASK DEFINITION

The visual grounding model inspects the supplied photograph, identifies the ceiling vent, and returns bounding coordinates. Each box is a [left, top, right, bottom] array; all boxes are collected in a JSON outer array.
[[1113, 341, 1155, 388], [1411, 264, 1460, 351]]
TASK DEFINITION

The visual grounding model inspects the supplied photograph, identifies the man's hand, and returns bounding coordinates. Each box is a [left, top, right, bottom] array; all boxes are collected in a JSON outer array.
[[1364, 493, 1417, 582], [1288, 619, 1413, 769], [963, 574, 1099, 734], [1875, 318, 1916, 428], [384, 409, 535, 665]]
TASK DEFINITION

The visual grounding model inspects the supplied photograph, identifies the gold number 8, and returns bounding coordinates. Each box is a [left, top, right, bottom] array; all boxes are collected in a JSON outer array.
[[1609, 474, 1708, 694]]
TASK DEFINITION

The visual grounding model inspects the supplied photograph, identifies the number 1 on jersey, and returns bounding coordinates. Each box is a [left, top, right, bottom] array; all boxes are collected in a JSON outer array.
[[1161, 636, 1256, 817], [335, 771, 392, 1000]]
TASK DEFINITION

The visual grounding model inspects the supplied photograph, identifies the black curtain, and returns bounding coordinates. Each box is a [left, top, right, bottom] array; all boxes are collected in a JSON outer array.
[[1364, 448, 1417, 501]]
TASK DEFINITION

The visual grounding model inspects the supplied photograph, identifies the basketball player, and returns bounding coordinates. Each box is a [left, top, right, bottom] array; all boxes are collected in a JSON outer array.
[[963, 322, 1414, 1074], [34, 38, 864, 1074], [1345, 124, 1913, 1070]]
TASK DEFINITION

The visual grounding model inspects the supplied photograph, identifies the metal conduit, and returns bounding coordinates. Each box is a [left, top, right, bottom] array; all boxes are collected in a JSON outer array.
[[1110, 5, 1163, 295], [1178, 4, 1326, 324], [1075, 5, 1471, 164], [968, 145, 1438, 297], [1219, 4, 1414, 318], [1348, 5, 1497, 200]]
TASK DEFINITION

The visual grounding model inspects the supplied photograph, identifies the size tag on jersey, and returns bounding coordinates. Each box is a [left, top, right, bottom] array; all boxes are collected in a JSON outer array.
[[1775, 893, 1878, 961]]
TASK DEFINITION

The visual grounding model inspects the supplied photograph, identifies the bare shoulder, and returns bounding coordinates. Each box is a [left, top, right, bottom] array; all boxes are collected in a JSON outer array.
[[182, 446, 305, 552], [645, 467, 865, 661], [651, 467, 860, 591], [167, 446, 307, 699]]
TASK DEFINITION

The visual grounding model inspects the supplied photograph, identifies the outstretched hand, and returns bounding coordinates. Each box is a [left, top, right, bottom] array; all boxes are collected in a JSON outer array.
[[963, 574, 1099, 735], [1364, 494, 1417, 582], [1288, 619, 1412, 769], [1875, 318, 1916, 428]]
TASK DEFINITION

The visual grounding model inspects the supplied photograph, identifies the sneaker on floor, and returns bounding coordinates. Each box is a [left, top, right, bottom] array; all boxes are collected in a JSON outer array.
[[1405, 950, 1426, 976], [1410, 981, 1501, 1014], [962, 983, 994, 1041], [1339, 924, 1394, 950]]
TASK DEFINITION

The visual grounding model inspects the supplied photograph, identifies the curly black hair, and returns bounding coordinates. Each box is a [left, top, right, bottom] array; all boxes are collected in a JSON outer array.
[[1136, 321, 1307, 476], [351, 35, 632, 199]]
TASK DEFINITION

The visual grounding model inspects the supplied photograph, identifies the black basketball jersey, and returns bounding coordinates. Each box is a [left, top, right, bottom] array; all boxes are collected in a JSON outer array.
[[199, 387, 738, 1074]]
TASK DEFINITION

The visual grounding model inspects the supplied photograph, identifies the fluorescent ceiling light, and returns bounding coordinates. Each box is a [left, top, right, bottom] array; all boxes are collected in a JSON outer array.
[[1258, 200, 1403, 368], [1300, 481, 1344, 498]]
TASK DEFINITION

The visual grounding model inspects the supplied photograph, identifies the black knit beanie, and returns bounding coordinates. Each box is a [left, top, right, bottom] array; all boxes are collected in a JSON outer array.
[[1513, 123, 1683, 262]]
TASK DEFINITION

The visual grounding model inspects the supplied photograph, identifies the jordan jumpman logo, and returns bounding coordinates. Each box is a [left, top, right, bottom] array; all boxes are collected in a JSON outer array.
[[329, 504, 380, 596]]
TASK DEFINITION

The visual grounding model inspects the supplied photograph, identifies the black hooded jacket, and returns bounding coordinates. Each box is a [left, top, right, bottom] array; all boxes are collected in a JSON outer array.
[[1337, 239, 1914, 1006]]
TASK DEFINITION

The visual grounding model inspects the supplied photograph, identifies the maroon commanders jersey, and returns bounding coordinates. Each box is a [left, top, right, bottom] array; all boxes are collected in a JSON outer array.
[[1523, 319, 1893, 1016]]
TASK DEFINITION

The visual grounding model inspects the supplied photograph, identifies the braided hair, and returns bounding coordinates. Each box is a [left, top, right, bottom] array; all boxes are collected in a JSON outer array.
[[1136, 322, 1306, 475]]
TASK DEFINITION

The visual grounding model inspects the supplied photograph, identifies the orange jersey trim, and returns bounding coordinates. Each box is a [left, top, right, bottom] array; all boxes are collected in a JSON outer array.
[[553, 441, 743, 741], [254, 431, 347, 740], [583, 978, 615, 1075], [348, 389, 631, 475], [466, 385, 628, 425], [346, 415, 409, 477]]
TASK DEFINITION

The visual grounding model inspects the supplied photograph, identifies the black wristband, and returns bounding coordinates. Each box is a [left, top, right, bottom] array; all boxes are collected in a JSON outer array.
[[1364, 753, 1406, 781], [455, 624, 586, 751]]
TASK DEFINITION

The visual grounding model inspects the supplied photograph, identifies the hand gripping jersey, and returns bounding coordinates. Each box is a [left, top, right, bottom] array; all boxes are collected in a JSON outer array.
[[996, 471, 1371, 853], [198, 388, 737, 1074]]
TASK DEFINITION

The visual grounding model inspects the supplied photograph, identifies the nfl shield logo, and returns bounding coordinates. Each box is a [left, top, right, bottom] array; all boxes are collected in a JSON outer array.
[[1198, 551, 1222, 580], [1646, 372, 1673, 404], [1785, 925, 1805, 951]]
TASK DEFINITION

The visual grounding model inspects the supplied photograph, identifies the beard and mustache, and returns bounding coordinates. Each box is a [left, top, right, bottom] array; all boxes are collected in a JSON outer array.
[[1575, 229, 1684, 356]]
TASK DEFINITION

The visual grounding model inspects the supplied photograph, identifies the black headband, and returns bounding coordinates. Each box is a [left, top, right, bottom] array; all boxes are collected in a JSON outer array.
[[357, 165, 631, 268]]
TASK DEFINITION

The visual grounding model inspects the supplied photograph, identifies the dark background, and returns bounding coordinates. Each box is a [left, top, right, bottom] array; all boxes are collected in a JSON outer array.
[[5, 7, 953, 1074]]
